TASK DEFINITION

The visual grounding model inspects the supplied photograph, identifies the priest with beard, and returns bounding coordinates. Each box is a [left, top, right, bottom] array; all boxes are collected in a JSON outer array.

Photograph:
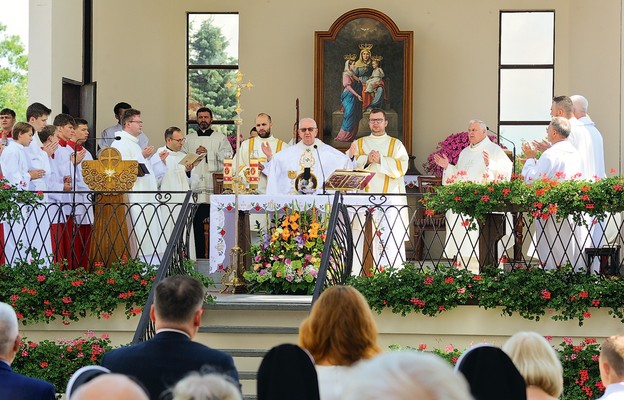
[[236, 113, 289, 194], [183, 107, 231, 258], [266, 118, 352, 195]]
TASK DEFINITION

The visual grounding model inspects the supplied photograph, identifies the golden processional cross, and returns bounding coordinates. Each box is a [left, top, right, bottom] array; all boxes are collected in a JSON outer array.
[[222, 71, 253, 293]]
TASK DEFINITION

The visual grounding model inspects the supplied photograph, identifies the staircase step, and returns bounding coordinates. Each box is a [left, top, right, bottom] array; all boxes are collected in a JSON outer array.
[[200, 326, 299, 334], [222, 348, 268, 357]]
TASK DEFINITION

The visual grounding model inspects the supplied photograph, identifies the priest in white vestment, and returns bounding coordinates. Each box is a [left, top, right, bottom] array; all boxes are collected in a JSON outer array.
[[266, 118, 353, 195], [522, 116, 586, 270], [152, 127, 196, 259], [434, 120, 513, 271], [112, 109, 167, 265], [571, 95, 608, 269], [236, 113, 289, 194], [348, 109, 410, 272]]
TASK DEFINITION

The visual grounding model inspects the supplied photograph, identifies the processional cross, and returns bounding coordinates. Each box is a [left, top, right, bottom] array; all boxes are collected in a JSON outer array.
[[222, 71, 253, 293]]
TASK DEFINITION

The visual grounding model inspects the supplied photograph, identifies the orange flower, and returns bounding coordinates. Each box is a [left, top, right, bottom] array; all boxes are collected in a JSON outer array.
[[281, 227, 291, 240]]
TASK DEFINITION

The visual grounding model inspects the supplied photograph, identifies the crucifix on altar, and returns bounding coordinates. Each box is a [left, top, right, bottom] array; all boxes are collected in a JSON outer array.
[[221, 71, 253, 293]]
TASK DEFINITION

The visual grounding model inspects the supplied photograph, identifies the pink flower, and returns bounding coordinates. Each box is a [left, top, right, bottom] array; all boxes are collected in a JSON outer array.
[[563, 337, 573, 345], [444, 344, 455, 352], [423, 276, 434, 285], [541, 289, 551, 300], [418, 343, 427, 350]]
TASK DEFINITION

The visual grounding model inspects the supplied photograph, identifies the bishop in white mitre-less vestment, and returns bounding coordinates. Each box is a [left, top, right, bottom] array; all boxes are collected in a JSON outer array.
[[265, 138, 352, 195]]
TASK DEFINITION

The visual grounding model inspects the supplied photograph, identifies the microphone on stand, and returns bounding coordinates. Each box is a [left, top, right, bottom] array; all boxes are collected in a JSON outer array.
[[313, 144, 327, 195], [487, 127, 517, 176]]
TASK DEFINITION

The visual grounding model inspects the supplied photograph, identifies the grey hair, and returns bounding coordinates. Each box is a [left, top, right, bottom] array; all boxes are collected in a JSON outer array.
[[298, 117, 317, 128], [468, 119, 487, 131], [550, 116, 571, 138], [570, 95, 589, 113], [0, 302, 19, 356], [172, 373, 242, 400], [344, 351, 472, 400]]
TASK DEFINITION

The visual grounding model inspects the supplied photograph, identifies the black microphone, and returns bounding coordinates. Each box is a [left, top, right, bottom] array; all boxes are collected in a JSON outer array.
[[487, 127, 516, 176], [313, 144, 326, 194]]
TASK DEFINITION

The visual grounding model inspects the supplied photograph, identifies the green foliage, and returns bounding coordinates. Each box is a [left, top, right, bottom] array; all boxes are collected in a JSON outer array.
[[350, 266, 624, 326], [0, 178, 44, 222], [390, 338, 604, 400], [422, 175, 624, 228], [188, 17, 237, 121], [0, 257, 215, 325], [12, 333, 114, 395], [0, 23, 28, 118]]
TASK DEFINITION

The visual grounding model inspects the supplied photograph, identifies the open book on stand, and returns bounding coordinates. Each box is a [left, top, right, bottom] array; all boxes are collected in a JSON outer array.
[[325, 169, 375, 191]]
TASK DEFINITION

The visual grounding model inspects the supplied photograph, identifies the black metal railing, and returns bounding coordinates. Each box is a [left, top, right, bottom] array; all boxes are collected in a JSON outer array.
[[311, 192, 624, 298], [312, 192, 353, 304], [132, 190, 197, 344]]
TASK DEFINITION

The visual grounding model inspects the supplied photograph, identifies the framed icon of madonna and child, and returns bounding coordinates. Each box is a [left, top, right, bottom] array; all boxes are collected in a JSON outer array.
[[314, 8, 413, 151]]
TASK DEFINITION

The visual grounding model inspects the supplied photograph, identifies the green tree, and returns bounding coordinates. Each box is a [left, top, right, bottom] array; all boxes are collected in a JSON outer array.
[[0, 23, 28, 119], [188, 17, 238, 125]]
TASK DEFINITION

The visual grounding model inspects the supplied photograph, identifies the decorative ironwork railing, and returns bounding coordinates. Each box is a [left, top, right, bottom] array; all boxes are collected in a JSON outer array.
[[311, 192, 623, 299]]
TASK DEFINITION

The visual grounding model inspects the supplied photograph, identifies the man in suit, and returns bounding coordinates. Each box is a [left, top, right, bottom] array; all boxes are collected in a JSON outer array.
[[0, 302, 56, 400], [101, 275, 239, 399]]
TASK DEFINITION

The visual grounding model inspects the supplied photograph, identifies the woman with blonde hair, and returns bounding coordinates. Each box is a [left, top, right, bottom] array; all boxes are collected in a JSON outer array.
[[299, 285, 381, 400], [503, 331, 563, 400]]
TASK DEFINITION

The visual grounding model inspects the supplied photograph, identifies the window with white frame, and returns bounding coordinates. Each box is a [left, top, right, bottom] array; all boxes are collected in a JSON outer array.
[[498, 11, 555, 153], [187, 13, 239, 136]]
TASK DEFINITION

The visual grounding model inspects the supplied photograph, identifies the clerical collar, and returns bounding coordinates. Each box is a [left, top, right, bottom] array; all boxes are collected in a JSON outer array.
[[58, 137, 68, 147], [196, 128, 214, 137], [166, 145, 177, 152]]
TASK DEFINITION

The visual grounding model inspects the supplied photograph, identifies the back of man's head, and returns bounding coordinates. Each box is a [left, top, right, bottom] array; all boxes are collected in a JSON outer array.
[[552, 96, 574, 118], [26, 102, 52, 121], [600, 334, 624, 385], [0, 302, 19, 360], [154, 275, 205, 324], [71, 373, 149, 400]]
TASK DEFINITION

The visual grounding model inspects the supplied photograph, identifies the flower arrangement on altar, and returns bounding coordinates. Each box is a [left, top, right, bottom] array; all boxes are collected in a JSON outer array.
[[243, 205, 327, 294], [423, 131, 503, 176], [421, 174, 624, 229]]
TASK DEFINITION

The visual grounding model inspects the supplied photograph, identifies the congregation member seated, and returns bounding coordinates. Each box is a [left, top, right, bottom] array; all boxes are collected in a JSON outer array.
[[101, 275, 239, 399], [170, 372, 242, 400], [344, 351, 473, 400], [298, 286, 381, 400], [257, 344, 319, 400], [503, 331, 563, 400], [0, 302, 56, 400], [69, 369, 149, 400], [455, 344, 526, 400], [597, 334, 624, 400]]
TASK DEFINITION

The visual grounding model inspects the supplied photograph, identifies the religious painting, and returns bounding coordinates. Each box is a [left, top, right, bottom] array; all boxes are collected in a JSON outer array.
[[314, 8, 413, 150]]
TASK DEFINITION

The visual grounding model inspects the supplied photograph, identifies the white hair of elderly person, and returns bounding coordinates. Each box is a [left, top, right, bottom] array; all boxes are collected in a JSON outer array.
[[343, 351, 473, 400], [171, 372, 242, 400]]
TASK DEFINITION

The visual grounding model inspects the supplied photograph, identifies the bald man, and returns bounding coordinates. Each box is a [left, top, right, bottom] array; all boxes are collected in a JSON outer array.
[[0, 302, 55, 400], [72, 374, 149, 400]]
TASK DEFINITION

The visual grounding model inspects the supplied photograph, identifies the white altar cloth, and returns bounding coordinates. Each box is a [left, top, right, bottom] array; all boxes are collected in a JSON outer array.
[[209, 194, 334, 272]]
